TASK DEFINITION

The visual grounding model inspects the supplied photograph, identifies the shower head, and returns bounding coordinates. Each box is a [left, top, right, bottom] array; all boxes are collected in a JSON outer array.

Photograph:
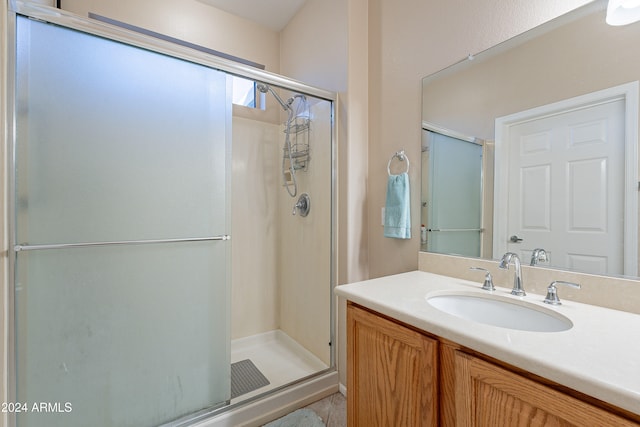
[[256, 82, 291, 111]]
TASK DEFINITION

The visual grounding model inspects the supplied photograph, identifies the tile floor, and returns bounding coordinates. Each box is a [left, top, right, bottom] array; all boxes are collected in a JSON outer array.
[[303, 392, 347, 427]]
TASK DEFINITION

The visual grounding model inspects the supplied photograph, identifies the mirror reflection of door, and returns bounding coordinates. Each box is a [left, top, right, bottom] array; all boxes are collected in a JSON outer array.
[[423, 130, 483, 257], [495, 85, 638, 276]]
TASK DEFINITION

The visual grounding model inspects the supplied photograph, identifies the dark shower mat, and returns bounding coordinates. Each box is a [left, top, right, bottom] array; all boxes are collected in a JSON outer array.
[[231, 359, 270, 399]]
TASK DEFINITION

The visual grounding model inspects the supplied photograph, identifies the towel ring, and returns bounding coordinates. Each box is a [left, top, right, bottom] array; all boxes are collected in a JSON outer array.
[[387, 149, 410, 175]]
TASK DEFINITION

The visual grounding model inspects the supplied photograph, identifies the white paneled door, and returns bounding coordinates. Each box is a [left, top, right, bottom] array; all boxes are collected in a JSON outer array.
[[504, 99, 625, 275]]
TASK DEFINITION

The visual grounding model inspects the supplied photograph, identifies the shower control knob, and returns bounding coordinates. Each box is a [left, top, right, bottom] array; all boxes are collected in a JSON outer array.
[[292, 193, 311, 217]]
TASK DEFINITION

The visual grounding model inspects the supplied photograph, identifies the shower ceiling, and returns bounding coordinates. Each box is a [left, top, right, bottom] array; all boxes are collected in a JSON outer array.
[[196, 0, 308, 31]]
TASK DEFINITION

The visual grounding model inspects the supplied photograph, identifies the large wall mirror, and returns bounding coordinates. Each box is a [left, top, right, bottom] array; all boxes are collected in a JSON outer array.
[[421, 0, 640, 279]]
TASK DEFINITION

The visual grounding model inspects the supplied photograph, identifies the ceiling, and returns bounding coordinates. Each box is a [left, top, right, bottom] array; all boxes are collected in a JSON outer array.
[[196, 0, 309, 31]]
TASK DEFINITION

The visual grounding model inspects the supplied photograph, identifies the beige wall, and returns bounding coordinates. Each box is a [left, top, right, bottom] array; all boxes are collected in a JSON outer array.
[[365, 0, 592, 279], [280, 0, 347, 94], [231, 114, 281, 339], [60, 0, 281, 74], [343, 0, 370, 285]]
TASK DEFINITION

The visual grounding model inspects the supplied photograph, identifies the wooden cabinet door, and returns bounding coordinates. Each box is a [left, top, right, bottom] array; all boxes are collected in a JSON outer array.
[[454, 351, 639, 426], [347, 303, 438, 426]]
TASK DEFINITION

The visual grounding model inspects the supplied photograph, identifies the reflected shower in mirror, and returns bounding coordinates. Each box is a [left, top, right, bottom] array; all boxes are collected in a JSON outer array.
[[421, 0, 640, 278], [421, 128, 483, 258]]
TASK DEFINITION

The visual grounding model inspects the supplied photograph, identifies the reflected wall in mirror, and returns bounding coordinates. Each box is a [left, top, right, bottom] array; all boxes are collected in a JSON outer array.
[[421, 0, 640, 278]]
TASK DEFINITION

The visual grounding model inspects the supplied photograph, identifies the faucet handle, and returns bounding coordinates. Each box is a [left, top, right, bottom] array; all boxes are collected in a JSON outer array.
[[470, 267, 495, 291], [544, 280, 581, 305]]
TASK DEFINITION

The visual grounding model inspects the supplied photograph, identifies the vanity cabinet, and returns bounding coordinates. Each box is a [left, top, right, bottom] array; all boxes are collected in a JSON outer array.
[[455, 351, 638, 426], [346, 302, 640, 427], [346, 303, 438, 426]]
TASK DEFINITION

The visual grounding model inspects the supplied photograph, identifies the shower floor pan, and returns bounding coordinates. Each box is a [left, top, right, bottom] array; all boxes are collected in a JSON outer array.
[[230, 329, 328, 404]]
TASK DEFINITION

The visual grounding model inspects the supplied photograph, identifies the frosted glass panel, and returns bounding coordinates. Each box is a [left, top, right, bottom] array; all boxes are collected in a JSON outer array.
[[427, 231, 481, 257], [15, 243, 230, 427], [15, 17, 228, 245], [427, 132, 482, 256], [14, 16, 231, 427]]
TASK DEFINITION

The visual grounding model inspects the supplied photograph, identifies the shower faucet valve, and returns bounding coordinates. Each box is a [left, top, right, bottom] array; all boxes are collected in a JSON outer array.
[[292, 193, 311, 217]]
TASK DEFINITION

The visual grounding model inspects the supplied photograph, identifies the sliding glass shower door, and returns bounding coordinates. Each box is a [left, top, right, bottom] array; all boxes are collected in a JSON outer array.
[[426, 131, 483, 257], [13, 16, 231, 427]]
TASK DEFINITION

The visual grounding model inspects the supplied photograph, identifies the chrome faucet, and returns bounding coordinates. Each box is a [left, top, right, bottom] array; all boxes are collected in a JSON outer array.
[[499, 252, 525, 296], [469, 267, 495, 291], [530, 248, 548, 266], [544, 280, 581, 305]]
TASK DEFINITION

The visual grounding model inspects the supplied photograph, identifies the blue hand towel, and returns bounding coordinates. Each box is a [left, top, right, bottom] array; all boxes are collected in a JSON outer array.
[[384, 172, 411, 239]]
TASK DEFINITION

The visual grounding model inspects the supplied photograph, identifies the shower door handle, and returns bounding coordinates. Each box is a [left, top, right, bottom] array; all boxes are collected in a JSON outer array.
[[14, 235, 231, 252]]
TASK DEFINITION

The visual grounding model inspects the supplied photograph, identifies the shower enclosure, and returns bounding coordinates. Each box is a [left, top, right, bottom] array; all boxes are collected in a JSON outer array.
[[5, 2, 336, 426]]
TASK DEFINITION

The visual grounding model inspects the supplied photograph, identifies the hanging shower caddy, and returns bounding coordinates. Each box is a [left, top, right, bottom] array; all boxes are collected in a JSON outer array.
[[257, 81, 311, 196], [283, 115, 310, 172]]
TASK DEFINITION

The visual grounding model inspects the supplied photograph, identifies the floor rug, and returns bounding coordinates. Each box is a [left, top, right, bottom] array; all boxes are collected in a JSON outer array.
[[230, 359, 270, 399], [263, 408, 325, 427]]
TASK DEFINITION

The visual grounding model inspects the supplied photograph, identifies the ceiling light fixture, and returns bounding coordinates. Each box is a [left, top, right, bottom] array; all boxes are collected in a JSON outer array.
[[606, 0, 640, 25]]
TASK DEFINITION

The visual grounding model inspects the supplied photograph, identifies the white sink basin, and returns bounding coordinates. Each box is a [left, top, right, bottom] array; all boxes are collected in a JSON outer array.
[[427, 292, 573, 332]]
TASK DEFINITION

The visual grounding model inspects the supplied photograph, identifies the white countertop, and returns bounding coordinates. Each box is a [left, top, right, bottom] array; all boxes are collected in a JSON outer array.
[[335, 270, 640, 415]]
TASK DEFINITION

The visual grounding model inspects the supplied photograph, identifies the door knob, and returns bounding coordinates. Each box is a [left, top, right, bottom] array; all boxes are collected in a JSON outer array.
[[510, 235, 523, 243]]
